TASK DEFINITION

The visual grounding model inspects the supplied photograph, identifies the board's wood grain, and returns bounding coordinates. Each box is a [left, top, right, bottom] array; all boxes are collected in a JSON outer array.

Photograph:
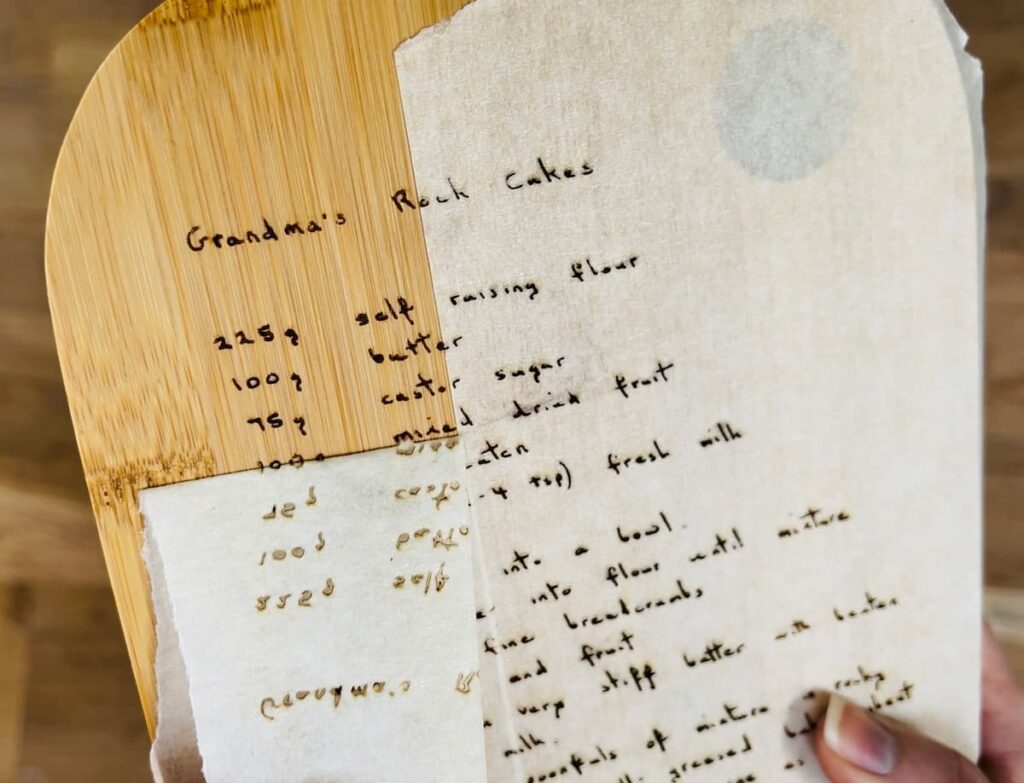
[[46, 0, 473, 734]]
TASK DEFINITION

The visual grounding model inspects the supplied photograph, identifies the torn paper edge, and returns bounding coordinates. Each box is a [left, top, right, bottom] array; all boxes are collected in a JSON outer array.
[[932, 0, 987, 283], [144, 523, 205, 783], [931, 0, 987, 759], [396, 0, 493, 58]]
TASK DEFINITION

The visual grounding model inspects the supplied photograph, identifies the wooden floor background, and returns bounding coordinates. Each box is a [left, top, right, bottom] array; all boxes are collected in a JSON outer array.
[[0, 1, 1020, 780]]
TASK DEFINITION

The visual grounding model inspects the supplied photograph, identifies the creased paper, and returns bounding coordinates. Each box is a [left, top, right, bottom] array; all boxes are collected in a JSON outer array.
[[142, 444, 486, 783], [395, 1, 983, 781]]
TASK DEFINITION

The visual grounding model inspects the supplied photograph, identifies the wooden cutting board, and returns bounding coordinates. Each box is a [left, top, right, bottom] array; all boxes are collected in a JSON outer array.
[[46, 0, 472, 735]]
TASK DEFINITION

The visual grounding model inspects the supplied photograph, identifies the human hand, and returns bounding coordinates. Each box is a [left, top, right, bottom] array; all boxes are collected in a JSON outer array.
[[815, 626, 1024, 782]]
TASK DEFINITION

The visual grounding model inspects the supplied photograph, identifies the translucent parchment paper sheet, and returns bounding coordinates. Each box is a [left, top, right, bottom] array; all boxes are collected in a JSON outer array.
[[396, 0, 984, 780], [142, 444, 486, 782]]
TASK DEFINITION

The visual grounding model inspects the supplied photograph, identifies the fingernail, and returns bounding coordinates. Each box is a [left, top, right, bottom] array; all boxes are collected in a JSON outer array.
[[823, 694, 897, 775]]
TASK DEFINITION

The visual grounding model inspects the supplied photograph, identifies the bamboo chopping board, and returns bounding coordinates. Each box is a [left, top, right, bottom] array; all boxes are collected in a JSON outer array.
[[45, 0, 473, 736]]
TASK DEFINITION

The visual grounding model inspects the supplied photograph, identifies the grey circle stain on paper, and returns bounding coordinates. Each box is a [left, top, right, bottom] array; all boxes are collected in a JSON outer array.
[[715, 18, 856, 182]]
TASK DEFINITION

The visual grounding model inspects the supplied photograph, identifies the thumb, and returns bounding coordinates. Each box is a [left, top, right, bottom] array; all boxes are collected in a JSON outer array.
[[814, 693, 987, 783]]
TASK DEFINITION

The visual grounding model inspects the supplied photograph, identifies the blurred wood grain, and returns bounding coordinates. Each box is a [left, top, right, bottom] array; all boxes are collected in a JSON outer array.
[[0, 0, 1020, 780]]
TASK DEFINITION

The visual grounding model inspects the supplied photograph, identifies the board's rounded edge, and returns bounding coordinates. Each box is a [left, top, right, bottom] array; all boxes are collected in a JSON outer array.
[[43, 0, 183, 740]]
